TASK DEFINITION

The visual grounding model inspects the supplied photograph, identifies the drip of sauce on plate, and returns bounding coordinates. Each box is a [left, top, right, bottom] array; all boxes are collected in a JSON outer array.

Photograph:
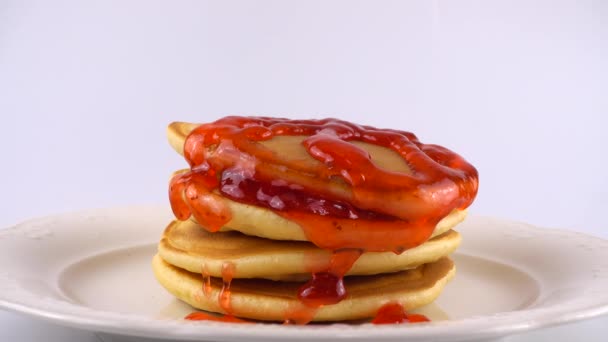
[[372, 302, 430, 324], [170, 117, 478, 320], [185, 312, 249, 323], [185, 302, 430, 325]]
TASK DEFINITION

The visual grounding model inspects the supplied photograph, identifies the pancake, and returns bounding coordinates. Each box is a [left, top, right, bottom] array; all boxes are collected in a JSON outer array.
[[207, 203, 465, 242], [152, 254, 455, 322], [167, 121, 472, 221], [168, 169, 467, 243], [168, 122, 413, 175], [158, 219, 461, 281]]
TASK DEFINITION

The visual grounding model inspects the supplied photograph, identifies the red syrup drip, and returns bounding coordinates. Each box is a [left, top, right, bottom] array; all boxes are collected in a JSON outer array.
[[298, 249, 361, 307], [201, 263, 212, 298], [298, 272, 346, 307], [168, 116, 479, 313], [372, 303, 430, 324], [187, 262, 247, 324], [169, 167, 230, 232], [219, 262, 236, 314], [185, 312, 249, 323]]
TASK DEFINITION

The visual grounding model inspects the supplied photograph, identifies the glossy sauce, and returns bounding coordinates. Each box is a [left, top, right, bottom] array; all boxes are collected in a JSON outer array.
[[169, 117, 478, 320], [170, 169, 230, 232], [201, 263, 212, 298], [219, 262, 236, 314], [372, 302, 430, 324], [185, 311, 249, 323], [297, 248, 361, 307]]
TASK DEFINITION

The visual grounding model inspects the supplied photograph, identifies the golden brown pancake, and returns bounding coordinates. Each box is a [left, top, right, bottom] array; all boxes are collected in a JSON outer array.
[[169, 122, 413, 174], [167, 121, 452, 220], [158, 219, 461, 281], [166, 170, 467, 243], [207, 201, 465, 242], [152, 254, 455, 322]]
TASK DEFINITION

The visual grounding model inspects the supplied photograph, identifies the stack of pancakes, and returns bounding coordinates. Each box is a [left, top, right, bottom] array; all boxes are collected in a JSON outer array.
[[152, 119, 471, 323]]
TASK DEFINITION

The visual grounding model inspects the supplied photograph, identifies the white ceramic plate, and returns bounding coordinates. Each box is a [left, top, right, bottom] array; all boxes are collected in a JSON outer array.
[[0, 206, 607, 342]]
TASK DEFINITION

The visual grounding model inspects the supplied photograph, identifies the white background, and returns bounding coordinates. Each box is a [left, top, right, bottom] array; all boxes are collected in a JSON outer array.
[[0, 0, 606, 341]]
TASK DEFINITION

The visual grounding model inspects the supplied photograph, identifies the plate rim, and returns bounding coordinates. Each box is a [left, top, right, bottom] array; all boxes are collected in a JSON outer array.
[[1, 205, 608, 341]]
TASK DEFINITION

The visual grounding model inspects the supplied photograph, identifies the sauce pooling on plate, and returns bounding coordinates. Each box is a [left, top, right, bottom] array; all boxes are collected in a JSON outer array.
[[372, 302, 430, 324], [185, 311, 250, 323], [170, 116, 478, 321]]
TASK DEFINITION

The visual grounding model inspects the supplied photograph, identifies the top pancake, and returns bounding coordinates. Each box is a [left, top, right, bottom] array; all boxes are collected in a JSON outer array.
[[168, 122, 413, 174], [167, 121, 455, 220], [168, 122, 467, 244]]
